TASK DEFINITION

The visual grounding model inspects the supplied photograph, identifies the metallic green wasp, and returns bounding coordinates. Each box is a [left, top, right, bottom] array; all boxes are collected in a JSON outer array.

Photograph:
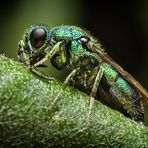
[[18, 25, 148, 123]]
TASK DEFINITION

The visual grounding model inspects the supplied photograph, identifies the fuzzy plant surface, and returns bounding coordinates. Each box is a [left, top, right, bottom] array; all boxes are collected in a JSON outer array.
[[0, 55, 148, 148]]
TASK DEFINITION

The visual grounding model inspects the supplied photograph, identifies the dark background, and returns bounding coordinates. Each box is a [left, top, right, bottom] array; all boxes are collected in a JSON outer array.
[[0, 0, 147, 88]]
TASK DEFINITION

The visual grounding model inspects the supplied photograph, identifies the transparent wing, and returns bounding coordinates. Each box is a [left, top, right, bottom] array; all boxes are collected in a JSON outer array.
[[86, 42, 148, 107]]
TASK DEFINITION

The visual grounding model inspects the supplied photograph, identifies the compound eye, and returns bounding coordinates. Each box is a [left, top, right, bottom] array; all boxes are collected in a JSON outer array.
[[30, 28, 46, 48]]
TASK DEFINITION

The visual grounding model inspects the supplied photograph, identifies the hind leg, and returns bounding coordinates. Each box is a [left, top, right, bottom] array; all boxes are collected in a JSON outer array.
[[87, 66, 103, 126]]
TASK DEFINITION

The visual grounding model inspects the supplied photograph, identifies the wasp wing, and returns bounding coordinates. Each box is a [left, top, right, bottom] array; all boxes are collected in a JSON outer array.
[[87, 42, 148, 107]]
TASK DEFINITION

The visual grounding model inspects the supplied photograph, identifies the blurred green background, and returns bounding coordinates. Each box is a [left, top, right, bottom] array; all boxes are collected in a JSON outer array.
[[0, 0, 147, 88]]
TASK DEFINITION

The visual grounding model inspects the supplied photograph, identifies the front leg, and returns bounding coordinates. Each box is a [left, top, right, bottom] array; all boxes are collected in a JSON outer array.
[[18, 40, 54, 80], [18, 40, 30, 66], [32, 41, 63, 67]]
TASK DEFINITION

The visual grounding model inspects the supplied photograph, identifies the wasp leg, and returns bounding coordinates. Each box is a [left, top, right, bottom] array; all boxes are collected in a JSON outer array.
[[31, 41, 65, 80], [18, 40, 30, 66], [30, 68, 55, 80], [33, 41, 62, 67], [48, 68, 79, 110], [87, 66, 103, 126], [18, 40, 54, 80]]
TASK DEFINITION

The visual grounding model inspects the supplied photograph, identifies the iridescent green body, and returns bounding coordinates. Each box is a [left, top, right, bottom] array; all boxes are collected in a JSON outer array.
[[18, 25, 147, 121], [73, 62, 143, 121], [50, 26, 143, 121]]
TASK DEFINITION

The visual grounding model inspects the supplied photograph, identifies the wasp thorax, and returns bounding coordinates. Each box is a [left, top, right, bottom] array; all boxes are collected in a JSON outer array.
[[30, 28, 46, 48]]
